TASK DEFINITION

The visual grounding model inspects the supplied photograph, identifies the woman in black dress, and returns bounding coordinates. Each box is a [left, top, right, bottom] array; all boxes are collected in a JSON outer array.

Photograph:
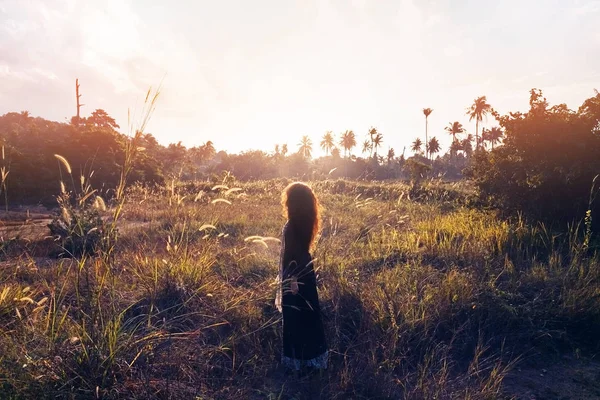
[[276, 182, 328, 371]]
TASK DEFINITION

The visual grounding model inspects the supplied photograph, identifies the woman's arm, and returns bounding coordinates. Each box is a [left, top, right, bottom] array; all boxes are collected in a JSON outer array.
[[282, 225, 301, 295]]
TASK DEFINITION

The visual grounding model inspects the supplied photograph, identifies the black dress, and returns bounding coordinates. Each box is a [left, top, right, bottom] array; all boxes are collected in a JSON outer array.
[[277, 222, 328, 370]]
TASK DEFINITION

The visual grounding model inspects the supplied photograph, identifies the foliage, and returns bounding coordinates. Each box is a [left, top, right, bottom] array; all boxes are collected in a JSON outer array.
[[481, 126, 503, 150], [1, 179, 599, 398], [467, 96, 492, 150], [215, 150, 278, 180], [427, 136, 440, 158], [404, 157, 432, 192], [467, 89, 600, 229], [422, 108, 433, 157], [298, 135, 313, 159], [411, 137, 423, 154], [0, 112, 163, 204], [48, 188, 110, 258], [339, 129, 357, 157], [320, 130, 335, 156]]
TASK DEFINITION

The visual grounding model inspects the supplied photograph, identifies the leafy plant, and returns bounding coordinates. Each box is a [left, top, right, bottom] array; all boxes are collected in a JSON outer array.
[[48, 155, 112, 258], [467, 89, 600, 229]]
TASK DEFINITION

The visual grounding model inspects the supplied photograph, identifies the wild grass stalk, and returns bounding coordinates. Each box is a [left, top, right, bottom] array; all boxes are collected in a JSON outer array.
[[583, 174, 599, 252], [2, 161, 600, 397], [0, 145, 9, 213]]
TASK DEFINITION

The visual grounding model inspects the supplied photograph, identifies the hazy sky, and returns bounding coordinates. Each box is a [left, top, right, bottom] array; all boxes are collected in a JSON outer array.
[[1, 0, 599, 156]]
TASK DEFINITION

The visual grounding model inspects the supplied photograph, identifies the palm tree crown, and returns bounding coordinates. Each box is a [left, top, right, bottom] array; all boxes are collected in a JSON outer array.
[[467, 96, 492, 151], [372, 132, 383, 157], [339, 130, 357, 158], [461, 134, 474, 157], [368, 127, 379, 158], [411, 138, 423, 155], [320, 131, 335, 156], [200, 141, 215, 160], [482, 126, 503, 150], [362, 140, 372, 155], [428, 137, 440, 159], [445, 121, 464, 142], [298, 135, 313, 159], [422, 108, 433, 158], [387, 147, 395, 164]]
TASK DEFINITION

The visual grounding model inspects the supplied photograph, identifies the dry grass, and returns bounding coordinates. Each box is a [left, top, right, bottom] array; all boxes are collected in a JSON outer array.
[[0, 178, 599, 399]]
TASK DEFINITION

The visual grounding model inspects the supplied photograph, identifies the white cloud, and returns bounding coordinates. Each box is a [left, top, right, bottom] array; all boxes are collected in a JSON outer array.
[[0, 65, 36, 82]]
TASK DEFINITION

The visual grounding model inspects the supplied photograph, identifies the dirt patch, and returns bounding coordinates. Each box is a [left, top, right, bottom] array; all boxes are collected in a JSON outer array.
[[502, 356, 600, 400], [0, 207, 54, 241]]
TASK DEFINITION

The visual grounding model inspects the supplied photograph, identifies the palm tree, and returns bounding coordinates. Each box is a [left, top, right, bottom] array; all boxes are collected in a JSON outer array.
[[428, 137, 440, 159], [201, 141, 215, 160], [481, 128, 489, 150], [461, 134, 474, 157], [485, 126, 503, 150], [449, 139, 462, 157], [298, 135, 313, 159], [445, 121, 464, 143], [467, 96, 492, 151], [368, 127, 378, 158], [274, 144, 280, 156], [339, 130, 357, 158], [387, 147, 395, 164], [411, 138, 423, 155], [281, 143, 288, 157], [372, 132, 383, 158], [445, 121, 464, 157], [320, 131, 335, 156], [362, 140, 372, 156], [422, 108, 433, 158]]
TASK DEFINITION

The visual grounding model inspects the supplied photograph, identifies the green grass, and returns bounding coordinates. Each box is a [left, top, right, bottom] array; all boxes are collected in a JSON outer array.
[[0, 178, 599, 399]]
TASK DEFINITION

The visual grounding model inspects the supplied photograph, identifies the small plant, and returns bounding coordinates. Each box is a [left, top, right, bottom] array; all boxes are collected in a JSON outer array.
[[583, 174, 599, 252], [404, 158, 432, 195], [210, 170, 236, 186], [48, 155, 112, 258], [0, 145, 9, 212]]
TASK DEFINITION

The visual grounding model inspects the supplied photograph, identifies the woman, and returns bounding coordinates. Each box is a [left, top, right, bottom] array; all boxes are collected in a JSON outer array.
[[276, 182, 328, 371]]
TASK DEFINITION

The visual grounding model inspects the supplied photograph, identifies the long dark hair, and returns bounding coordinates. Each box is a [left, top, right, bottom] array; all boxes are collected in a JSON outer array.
[[282, 182, 320, 251]]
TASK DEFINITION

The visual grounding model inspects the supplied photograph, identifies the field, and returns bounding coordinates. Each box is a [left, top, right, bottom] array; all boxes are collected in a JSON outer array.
[[1, 178, 599, 399]]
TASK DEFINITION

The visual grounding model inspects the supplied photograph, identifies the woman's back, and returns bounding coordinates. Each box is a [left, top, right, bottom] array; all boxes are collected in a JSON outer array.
[[278, 182, 328, 371]]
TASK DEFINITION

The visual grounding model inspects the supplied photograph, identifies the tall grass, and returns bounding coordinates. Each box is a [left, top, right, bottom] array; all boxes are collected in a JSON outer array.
[[1, 153, 600, 396]]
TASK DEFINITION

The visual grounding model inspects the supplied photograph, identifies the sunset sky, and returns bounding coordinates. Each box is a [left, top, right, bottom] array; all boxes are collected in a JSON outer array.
[[1, 0, 599, 156]]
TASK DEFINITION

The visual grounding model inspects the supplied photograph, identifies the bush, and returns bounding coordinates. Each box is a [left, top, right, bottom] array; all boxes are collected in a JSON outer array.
[[467, 89, 600, 229], [48, 192, 111, 258], [0, 113, 164, 204]]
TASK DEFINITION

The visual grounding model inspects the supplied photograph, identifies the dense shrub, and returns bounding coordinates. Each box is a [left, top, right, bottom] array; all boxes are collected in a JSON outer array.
[[0, 112, 164, 204], [467, 89, 600, 229]]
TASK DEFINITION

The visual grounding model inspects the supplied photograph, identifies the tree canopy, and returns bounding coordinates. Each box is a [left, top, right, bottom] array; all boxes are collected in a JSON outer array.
[[467, 89, 600, 227]]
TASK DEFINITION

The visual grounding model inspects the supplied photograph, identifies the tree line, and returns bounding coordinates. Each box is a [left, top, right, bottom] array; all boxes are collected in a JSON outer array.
[[1, 88, 598, 230]]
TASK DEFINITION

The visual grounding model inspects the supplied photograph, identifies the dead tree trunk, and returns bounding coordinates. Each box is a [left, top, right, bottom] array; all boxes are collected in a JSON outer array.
[[75, 78, 84, 124]]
